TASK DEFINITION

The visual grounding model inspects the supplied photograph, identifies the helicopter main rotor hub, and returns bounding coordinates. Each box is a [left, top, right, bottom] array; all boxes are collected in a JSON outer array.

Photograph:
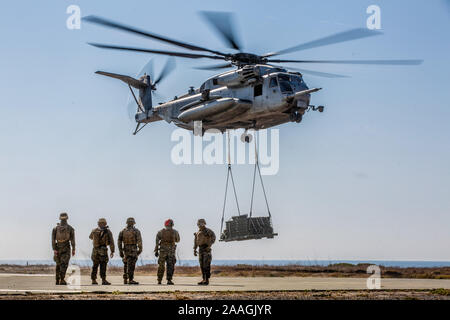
[[228, 53, 266, 66]]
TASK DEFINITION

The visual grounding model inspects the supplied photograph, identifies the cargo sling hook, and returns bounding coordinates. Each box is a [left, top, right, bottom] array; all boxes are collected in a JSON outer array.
[[220, 131, 241, 235]]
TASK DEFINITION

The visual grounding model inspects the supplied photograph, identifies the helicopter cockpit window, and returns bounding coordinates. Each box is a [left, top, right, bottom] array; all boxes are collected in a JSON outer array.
[[291, 76, 302, 87], [291, 75, 308, 90], [278, 74, 293, 93], [200, 82, 206, 92], [269, 77, 278, 88]]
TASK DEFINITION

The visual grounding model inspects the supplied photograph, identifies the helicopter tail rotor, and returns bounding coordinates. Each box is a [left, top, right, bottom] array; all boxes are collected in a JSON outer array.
[[95, 70, 152, 112], [133, 57, 175, 114], [95, 70, 153, 134], [95, 58, 176, 134]]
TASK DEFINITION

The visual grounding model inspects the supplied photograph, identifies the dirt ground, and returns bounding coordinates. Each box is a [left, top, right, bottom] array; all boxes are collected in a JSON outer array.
[[1, 289, 450, 300]]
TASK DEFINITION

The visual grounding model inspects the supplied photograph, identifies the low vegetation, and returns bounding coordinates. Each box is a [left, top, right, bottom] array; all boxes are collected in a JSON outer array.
[[2, 263, 450, 279], [430, 288, 450, 296]]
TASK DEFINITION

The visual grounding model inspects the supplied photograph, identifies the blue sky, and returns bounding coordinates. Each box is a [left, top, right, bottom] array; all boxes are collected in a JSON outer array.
[[0, 0, 449, 261]]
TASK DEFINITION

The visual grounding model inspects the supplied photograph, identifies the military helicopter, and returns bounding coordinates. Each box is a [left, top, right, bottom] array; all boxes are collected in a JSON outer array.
[[84, 12, 422, 137]]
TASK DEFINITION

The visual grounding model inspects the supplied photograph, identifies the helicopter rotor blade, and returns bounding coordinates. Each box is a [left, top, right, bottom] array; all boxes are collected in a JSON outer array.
[[137, 58, 154, 80], [152, 90, 165, 103], [199, 11, 242, 51], [267, 58, 423, 65], [194, 63, 234, 70], [88, 43, 226, 60], [83, 15, 227, 56], [263, 28, 382, 58], [154, 57, 176, 85]]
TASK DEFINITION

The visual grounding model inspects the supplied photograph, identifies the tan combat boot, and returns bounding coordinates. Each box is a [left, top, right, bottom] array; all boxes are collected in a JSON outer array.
[[197, 275, 206, 285]]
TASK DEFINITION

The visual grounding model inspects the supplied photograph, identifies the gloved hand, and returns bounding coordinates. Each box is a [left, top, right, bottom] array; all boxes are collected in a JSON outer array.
[[194, 250, 197, 257], [154, 251, 159, 258], [137, 250, 142, 256], [119, 252, 124, 258]]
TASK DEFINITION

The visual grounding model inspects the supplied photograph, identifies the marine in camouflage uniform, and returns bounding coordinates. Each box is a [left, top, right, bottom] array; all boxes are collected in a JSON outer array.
[[194, 219, 216, 285], [118, 217, 142, 285], [154, 219, 180, 285], [51, 212, 75, 285], [89, 218, 115, 285]]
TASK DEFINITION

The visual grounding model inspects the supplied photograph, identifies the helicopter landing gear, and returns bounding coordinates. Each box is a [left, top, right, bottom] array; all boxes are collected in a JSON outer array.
[[290, 112, 303, 123]]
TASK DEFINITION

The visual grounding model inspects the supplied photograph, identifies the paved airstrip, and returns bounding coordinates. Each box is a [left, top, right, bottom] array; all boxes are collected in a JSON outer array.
[[0, 274, 449, 294]]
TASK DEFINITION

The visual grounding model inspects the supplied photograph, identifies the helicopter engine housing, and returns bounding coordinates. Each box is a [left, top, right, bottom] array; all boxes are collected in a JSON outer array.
[[215, 66, 260, 87]]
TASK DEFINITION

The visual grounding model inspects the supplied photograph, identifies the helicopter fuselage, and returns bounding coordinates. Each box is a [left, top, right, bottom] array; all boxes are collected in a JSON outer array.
[[136, 64, 322, 132]]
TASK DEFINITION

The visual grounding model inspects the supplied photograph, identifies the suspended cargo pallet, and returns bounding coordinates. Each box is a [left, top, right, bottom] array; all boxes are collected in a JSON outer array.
[[219, 132, 277, 242], [220, 214, 278, 242]]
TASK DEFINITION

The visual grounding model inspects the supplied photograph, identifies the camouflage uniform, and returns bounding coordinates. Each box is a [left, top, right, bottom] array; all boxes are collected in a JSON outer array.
[[118, 218, 142, 284], [194, 219, 216, 285], [51, 213, 75, 285], [155, 226, 180, 283], [89, 222, 115, 283]]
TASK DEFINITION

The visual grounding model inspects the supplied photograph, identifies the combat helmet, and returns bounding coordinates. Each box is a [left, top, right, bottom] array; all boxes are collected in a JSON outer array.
[[197, 219, 206, 226]]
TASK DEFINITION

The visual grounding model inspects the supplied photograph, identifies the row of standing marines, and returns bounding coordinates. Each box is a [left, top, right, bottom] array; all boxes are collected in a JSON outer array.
[[51, 212, 216, 285]]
